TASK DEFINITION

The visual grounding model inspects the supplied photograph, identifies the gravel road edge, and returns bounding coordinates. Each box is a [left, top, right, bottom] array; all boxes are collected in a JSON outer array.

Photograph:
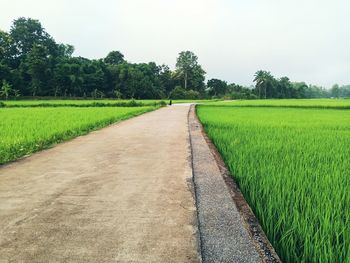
[[189, 104, 282, 263]]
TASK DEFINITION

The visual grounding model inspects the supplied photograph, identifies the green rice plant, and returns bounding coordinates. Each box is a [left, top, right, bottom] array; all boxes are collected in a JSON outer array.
[[197, 106, 350, 263], [0, 106, 156, 164], [207, 98, 350, 109]]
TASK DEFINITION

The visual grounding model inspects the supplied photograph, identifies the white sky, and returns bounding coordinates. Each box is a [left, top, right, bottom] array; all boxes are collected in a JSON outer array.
[[1, 0, 349, 87]]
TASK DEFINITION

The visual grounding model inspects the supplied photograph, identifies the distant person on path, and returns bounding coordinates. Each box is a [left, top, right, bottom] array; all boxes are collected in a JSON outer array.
[[169, 100, 172, 105]]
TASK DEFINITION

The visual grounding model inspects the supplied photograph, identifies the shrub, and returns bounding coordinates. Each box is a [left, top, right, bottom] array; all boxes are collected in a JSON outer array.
[[169, 86, 201, 99], [169, 86, 187, 99], [185, 90, 200, 99]]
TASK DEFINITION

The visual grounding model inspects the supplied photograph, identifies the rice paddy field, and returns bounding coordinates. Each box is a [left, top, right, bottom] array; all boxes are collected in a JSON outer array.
[[197, 103, 350, 262], [207, 98, 350, 109], [0, 106, 156, 164]]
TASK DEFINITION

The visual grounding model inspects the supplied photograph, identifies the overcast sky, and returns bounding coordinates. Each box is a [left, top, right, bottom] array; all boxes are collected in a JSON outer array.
[[1, 0, 349, 87]]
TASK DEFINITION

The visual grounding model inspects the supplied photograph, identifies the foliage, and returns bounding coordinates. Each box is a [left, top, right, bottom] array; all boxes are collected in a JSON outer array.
[[175, 51, 206, 92], [253, 70, 274, 98], [9, 17, 57, 62], [331, 84, 350, 98], [197, 104, 350, 262], [26, 44, 51, 96], [158, 64, 176, 96], [0, 80, 12, 99], [185, 89, 200, 99], [169, 86, 200, 99], [229, 91, 257, 100], [207, 78, 227, 96], [1, 17, 348, 100], [104, 51, 125, 65], [0, 18, 208, 100], [250, 70, 349, 99], [0, 106, 156, 164], [206, 71, 345, 100]]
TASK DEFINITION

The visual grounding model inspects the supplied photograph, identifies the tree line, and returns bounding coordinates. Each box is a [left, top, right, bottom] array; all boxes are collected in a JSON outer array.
[[1, 18, 349, 100], [0, 18, 206, 99], [207, 71, 350, 99]]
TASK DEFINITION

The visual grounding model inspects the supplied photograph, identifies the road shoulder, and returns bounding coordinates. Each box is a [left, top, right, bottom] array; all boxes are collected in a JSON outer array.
[[188, 104, 281, 263]]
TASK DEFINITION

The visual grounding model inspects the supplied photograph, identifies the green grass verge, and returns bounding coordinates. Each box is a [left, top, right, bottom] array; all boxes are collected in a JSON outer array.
[[171, 99, 222, 104], [197, 105, 350, 262], [0, 106, 157, 164], [0, 99, 166, 108]]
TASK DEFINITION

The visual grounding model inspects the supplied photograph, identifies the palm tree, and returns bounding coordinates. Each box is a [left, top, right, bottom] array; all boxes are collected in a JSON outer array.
[[254, 70, 274, 99], [254, 70, 265, 99]]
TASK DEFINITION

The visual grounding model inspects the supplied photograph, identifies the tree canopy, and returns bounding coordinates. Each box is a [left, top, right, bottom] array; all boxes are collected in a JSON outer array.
[[0, 17, 348, 100], [0, 18, 208, 99]]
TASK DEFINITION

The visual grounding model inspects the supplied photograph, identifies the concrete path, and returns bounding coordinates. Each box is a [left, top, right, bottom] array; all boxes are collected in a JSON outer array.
[[0, 105, 200, 262]]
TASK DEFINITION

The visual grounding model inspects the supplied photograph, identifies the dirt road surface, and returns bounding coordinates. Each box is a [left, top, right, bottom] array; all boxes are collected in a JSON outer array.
[[0, 105, 200, 262]]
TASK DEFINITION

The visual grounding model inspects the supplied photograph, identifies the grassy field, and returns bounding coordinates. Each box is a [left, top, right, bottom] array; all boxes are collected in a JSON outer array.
[[197, 105, 350, 262], [0, 106, 156, 164], [207, 98, 350, 109], [0, 99, 165, 107]]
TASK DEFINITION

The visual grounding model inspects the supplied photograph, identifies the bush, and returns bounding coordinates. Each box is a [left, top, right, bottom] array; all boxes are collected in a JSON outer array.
[[229, 92, 258, 100], [248, 93, 258, 100], [169, 86, 186, 99], [169, 86, 200, 99], [186, 90, 200, 99], [0, 102, 5, 108], [127, 99, 138, 106]]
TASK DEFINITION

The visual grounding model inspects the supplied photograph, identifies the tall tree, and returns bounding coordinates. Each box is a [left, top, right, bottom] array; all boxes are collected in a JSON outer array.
[[25, 44, 51, 96], [278, 76, 292, 98], [253, 70, 264, 98], [10, 18, 57, 60], [175, 51, 205, 92], [158, 64, 175, 97], [0, 30, 14, 66], [330, 84, 340, 98], [291, 82, 307, 98]]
